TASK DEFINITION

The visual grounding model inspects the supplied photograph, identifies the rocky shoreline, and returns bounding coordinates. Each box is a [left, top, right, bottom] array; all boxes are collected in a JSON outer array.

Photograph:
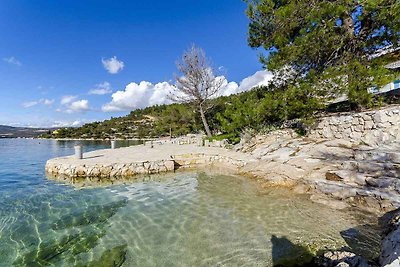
[[45, 138, 400, 266], [45, 105, 400, 266], [235, 130, 400, 214], [233, 130, 400, 266]]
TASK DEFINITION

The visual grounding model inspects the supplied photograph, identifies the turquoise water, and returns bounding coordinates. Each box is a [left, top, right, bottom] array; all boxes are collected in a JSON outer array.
[[0, 139, 380, 266]]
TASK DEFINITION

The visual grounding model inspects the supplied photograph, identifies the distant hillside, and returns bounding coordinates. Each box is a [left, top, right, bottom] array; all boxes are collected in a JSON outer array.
[[37, 88, 265, 141], [39, 103, 205, 140], [0, 125, 53, 138]]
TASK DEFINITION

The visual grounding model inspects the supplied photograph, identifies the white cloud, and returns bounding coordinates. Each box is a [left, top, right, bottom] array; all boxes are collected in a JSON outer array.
[[66, 100, 90, 114], [22, 98, 54, 108], [217, 79, 240, 96], [60, 95, 77, 105], [238, 70, 273, 92], [22, 101, 39, 108], [59, 96, 90, 113], [3, 56, 22, 66], [101, 70, 273, 112], [88, 81, 112, 95], [102, 81, 174, 112], [43, 99, 54, 106], [213, 70, 273, 96], [149, 82, 176, 106], [102, 56, 124, 74]]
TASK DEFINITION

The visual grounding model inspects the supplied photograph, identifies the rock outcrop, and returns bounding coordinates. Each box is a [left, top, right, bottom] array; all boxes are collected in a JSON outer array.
[[316, 251, 369, 267], [237, 131, 400, 213], [380, 209, 400, 267]]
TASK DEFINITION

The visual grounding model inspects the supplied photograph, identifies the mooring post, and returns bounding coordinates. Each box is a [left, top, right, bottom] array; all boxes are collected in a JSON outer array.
[[204, 140, 210, 147], [74, 145, 83, 159], [197, 137, 203, 147], [111, 140, 116, 149]]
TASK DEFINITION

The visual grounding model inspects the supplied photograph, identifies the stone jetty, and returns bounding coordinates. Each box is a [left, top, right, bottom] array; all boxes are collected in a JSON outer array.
[[45, 143, 256, 182]]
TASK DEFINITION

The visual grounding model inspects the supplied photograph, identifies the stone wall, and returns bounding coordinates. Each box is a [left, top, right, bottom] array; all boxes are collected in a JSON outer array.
[[45, 153, 248, 182], [309, 105, 400, 146], [45, 159, 176, 179]]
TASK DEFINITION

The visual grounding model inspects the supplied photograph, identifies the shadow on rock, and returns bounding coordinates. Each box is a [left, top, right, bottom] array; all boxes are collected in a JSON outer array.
[[271, 235, 317, 267], [340, 224, 381, 261]]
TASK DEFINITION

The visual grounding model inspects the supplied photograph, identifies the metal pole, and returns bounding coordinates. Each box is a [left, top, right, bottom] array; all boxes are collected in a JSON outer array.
[[74, 145, 83, 159]]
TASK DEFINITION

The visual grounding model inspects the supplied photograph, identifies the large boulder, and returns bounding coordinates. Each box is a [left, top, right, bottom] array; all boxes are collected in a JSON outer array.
[[380, 209, 400, 267]]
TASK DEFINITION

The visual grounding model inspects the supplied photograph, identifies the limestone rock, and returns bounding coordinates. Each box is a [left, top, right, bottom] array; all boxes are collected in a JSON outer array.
[[326, 172, 343, 182], [164, 160, 175, 171], [318, 251, 369, 267], [365, 177, 395, 189], [380, 209, 400, 267], [309, 194, 349, 210]]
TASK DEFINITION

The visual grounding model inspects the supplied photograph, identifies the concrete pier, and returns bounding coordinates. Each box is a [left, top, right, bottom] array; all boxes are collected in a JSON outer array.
[[45, 143, 256, 182]]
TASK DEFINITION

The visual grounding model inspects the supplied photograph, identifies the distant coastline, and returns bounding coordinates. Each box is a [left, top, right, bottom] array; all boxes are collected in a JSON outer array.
[[0, 125, 55, 139]]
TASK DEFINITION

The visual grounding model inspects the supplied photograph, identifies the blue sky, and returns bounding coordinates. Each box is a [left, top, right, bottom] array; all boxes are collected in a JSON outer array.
[[0, 0, 271, 127]]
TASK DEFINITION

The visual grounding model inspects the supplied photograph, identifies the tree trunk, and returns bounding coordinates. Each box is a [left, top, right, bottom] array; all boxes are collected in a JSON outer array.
[[199, 106, 212, 137]]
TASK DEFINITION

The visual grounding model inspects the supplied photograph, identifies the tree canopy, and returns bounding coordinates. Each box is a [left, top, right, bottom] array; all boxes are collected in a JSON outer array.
[[246, 0, 399, 107]]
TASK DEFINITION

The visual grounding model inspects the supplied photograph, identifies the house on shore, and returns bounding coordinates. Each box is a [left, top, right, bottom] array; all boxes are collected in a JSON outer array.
[[369, 47, 400, 96]]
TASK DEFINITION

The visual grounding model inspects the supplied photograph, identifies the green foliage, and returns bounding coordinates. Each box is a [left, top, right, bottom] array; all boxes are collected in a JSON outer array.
[[216, 91, 262, 136], [207, 133, 241, 144], [153, 104, 201, 137], [246, 0, 400, 108], [216, 83, 323, 139], [41, 103, 203, 139]]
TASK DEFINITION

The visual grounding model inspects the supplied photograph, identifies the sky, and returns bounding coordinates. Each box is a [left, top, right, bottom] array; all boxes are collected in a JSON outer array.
[[0, 0, 272, 128]]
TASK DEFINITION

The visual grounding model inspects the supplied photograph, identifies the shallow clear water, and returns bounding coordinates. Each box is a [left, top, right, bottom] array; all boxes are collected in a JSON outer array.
[[0, 139, 380, 266]]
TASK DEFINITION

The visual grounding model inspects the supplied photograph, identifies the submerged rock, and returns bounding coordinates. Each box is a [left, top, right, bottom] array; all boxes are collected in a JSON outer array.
[[76, 244, 128, 267], [51, 199, 128, 230], [13, 228, 106, 266]]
